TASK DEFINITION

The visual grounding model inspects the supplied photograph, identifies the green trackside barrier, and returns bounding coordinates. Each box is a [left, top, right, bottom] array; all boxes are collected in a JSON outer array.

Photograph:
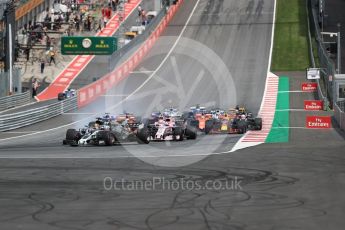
[[266, 76, 290, 143]]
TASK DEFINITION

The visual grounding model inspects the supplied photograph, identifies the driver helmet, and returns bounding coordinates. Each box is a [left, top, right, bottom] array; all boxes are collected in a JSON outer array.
[[158, 116, 164, 124]]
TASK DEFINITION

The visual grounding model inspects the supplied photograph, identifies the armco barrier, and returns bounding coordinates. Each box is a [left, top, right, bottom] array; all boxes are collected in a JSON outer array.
[[0, 91, 31, 112], [334, 101, 345, 131], [0, 96, 77, 132], [77, 0, 184, 107]]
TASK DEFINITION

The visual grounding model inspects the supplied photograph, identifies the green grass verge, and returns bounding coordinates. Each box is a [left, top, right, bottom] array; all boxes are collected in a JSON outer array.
[[271, 0, 310, 71], [266, 76, 290, 143]]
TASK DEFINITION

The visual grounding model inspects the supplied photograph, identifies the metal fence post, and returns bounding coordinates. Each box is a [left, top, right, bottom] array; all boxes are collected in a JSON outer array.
[[337, 23, 341, 74]]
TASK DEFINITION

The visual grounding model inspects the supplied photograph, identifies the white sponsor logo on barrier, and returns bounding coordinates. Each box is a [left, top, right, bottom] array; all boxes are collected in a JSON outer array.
[[73, 63, 83, 67], [59, 78, 69, 83], [111, 74, 116, 84], [96, 85, 101, 94], [103, 80, 109, 90], [88, 88, 94, 98], [80, 92, 86, 102], [118, 69, 123, 79], [64, 72, 74, 77], [78, 57, 87, 62]]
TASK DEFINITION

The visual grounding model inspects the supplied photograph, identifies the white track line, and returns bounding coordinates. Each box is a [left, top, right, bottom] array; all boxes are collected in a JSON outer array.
[[115, 0, 202, 102], [130, 71, 155, 74], [267, 0, 277, 74], [4, 131, 38, 134], [276, 109, 304, 112], [0, 152, 225, 159], [278, 90, 304, 93], [271, 127, 334, 130], [0, 119, 90, 142], [231, 0, 277, 153], [63, 113, 95, 115], [101, 94, 130, 97]]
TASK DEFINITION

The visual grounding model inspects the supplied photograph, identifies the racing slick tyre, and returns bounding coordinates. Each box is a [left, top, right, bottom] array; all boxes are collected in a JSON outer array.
[[66, 129, 80, 146], [137, 128, 150, 144], [237, 120, 247, 134], [96, 131, 114, 146], [58, 93, 65, 101], [106, 133, 116, 146], [173, 127, 184, 141], [142, 118, 157, 138], [185, 118, 199, 129], [205, 120, 214, 134], [254, 118, 262, 130], [185, 126, 197, 140]]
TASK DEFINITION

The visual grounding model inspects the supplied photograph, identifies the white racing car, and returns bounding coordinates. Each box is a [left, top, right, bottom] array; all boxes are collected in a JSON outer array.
[[152, 117, 185, 141], [63, 114, 150, 146]]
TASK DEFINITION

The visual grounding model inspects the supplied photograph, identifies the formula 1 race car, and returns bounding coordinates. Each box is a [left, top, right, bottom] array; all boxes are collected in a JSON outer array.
[[63, 113, 150, 146], [58, 89, 76, 101], [144, 108, 197, 141], [185, 105, 262, 134], [203, 113, 262, 134]]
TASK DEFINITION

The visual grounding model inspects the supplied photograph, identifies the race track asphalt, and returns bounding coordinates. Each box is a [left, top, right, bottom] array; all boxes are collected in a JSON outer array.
[[3, 1, 344, 230]]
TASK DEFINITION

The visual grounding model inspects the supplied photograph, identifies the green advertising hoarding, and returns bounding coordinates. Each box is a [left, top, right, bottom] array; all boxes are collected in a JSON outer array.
[[61, 37, 117, 55]]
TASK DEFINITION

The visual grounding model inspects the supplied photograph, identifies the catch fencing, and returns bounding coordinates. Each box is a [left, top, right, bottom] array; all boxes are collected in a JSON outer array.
[[307, 0, 345, 132], [308, 0, 336, 107], [334, 101, 345, 131]]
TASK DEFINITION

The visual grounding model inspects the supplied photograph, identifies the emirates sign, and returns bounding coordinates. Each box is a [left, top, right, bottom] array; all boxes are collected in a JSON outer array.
[[306, 116, 331, 129], [304, 100, 323, 111], [301, 82, 318, 92]]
